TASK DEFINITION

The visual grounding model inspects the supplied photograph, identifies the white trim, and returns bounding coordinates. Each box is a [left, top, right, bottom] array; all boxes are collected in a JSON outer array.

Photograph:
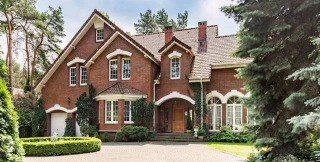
[[80, 66, 87, 86], [212, 63, 248, 69], [122, 58, 131, 80], [95, 94, 147, 101], [124, 101, 134, 124], [206, 90, 225, 104], [35, 13, 114, 92], [46, 104, 77, 113], [168, 51, 182, 59], [107, 49, 132, 59], [96, 28, 104, 42], [105, 100, 118, 124], [67, 57, 85, 67], [224, 90, 244, 103], [69, 67, 76, 86], [189, 78, 210, 83], [160, 42, 193, 56], [170, 57, 180, 79], [109, 59, 117, 81], [93, 19, 104, 29], [226, 102, 243, 131], [155, 91, 195, 106]]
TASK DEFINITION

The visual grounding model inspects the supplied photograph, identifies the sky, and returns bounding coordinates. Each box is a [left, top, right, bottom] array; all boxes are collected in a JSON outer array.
[[1, 0, 239, 60]]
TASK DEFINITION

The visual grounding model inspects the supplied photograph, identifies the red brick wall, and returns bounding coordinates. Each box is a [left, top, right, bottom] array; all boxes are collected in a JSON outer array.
[[156, 45, 194, 100], [205, 68, 248, 127], [42, 24, 113, 111]]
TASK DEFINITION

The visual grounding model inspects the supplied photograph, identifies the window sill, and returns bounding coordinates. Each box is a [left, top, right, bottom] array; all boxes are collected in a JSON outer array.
[[96, 39, 104, 42], [170, 77, 180, 80], [80, 84, 87, 86], [122, 78, 130, 80], [69, 85, 76, 87], [124, 121, 134, 124], [105, 122, 118, 124], [109, 79, 117, 81]]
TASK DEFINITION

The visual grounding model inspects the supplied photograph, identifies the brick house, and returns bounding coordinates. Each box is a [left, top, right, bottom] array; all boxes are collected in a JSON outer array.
[[34, 10, 251, 136]]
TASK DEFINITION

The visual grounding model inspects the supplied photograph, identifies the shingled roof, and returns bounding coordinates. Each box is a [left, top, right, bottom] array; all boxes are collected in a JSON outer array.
[[96, 82, 147, 96], [132, 26, 252, 80]]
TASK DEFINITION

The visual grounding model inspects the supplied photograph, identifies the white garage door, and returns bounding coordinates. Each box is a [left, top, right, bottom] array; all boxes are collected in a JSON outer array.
[[51, 113, 67, 136]]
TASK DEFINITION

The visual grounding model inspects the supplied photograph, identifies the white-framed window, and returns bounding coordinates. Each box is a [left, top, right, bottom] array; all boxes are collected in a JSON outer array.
[[122, 58, 131, 80], [105, 101, 118, 123], [80, 66, 87, 86], [208, 97, 222, 131], [170, 57, 180, 79], [109, 59, 117, 81], [96, 29, 104, 42], [69, 67, 76, 86], [226, 96, 242, 131], [124, 101, 134, 124]]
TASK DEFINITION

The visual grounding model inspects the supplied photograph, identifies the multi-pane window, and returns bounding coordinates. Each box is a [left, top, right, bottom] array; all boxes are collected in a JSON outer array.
[[109, 59, 117, 80], [105, 101, 118, 123], [122, 59, 131, 80], [226, 96, 242, 131], [208, 97, 222, 131], [124, 101, 133, 123], [171, 58, 180, 79], [96, 29, 104, 41], [80, 66, 87, 85], [69, 67, 76, 86]]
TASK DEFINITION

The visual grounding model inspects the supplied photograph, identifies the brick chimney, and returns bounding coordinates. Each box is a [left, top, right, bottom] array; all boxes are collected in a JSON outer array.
[[165, 26, 173, 44], [198, 21, 207, 41], [198, 21, 207, 53]]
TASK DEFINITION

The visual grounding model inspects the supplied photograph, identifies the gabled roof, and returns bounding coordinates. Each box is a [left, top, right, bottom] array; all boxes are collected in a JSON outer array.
[[158, 36, 193, 55], [34, 9, 159, 92]]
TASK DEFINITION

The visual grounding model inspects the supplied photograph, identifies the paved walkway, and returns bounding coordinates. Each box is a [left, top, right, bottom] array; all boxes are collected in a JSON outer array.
[[24, 142, 246, 162]]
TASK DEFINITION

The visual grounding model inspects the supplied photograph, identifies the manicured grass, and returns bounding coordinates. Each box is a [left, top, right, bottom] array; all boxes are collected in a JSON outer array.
[[206, 142, 257, 157]]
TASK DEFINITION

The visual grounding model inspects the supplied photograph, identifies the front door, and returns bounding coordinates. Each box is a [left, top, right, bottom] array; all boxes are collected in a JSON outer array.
[[172, 107, 184, 132]]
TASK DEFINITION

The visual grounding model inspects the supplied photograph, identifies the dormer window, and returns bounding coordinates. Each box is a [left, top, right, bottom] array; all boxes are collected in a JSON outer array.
[[96, 28, 104, 42]]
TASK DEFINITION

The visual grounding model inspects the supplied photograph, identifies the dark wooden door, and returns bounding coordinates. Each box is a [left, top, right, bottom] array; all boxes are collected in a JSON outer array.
[[172, 107, 184, 132]]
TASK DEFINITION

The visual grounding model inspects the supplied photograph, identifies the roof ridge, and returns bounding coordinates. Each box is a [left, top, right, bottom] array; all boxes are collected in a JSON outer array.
[[96, 82, 120, 96], [215, 34, 237, 38], [132, 25, 218, 37]]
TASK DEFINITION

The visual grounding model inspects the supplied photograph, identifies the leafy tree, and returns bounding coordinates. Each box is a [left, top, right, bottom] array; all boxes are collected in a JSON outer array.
[[0, 58, 8, 85], [63, 117, 75, 137], [23, 75, 31, 93], [134, 8, 188, 34], [31, 97, 46, 137], [131, 98, 154, 127], [12, 92, 35, 127], [222, 0, 320, 160], [0, 78, 24, 161], [13, 62, 26, 89], [76, 84, 96, 126]]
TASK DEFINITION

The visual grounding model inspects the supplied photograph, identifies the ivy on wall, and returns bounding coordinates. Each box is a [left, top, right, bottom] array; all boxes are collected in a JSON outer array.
[[189, 82, 207, 129]]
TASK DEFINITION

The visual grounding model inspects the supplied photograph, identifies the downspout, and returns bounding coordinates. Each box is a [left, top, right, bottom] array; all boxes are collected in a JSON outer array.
[[153, 82, 156, 132], [200, 76, 203, 129]]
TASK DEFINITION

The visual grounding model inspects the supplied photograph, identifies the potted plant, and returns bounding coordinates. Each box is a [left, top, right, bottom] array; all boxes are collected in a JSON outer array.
[[186, 115, 193, 133], [197, 129, 205, 140]]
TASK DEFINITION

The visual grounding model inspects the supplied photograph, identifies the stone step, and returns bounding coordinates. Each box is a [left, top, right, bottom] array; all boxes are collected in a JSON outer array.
[[152, 135, 195, 139], [154, 133, 193, 136], [150, 138, 203, 142]]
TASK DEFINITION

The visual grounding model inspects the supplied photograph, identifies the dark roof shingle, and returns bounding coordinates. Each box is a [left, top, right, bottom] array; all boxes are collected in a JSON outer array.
[[96, 82, 147, 96]]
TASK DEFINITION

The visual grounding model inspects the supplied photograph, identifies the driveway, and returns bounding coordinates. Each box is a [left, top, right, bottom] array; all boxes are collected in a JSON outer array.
[[24, 142, 246, 162]]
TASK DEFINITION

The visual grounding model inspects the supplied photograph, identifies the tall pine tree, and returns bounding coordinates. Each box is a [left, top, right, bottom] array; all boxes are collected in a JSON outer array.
[[222, 0, 320, 160]]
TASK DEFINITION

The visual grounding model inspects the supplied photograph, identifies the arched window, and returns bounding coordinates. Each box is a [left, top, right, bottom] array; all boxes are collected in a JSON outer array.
[[208, 97, 222, 131], [227, 96, 242, 131]]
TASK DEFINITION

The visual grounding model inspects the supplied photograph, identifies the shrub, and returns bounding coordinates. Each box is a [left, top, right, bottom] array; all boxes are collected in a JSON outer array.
[[115, 125, 149, 142], [132, 98, 154, 127], [80, 125, 97, 137], [206, 131, 254, 143], [197, 129, 205, 136], [31, 97, 46, 137], [64, 117, 75, 137], [21, 137, 101, 156], [94, 132, 100, 139], [220, 125, 232, 133], [101, 132, 109, 142], [0, 78, 24, 161]]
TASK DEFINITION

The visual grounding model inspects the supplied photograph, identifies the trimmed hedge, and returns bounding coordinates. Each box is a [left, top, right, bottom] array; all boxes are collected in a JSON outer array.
[[206, 131, 254, 143], [22, 137, 101, 156], [115, 125, 149, 142]]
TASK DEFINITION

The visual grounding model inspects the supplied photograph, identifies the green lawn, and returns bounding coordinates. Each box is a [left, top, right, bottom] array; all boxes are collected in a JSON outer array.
[[206, 142, 258, 158]]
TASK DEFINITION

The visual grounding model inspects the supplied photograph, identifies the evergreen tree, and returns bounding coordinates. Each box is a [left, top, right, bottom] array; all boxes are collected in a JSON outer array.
[[0, 58, 8, 85], [63, 117, 75, 137], [134, 8, 188, 34], [31, 97, 46, 137], [222, 0, 320, 160], [76, 84, 96, 126], [0, 78, 24, 161], [23, 75, 31, 93], [131, 98, 154, 127]]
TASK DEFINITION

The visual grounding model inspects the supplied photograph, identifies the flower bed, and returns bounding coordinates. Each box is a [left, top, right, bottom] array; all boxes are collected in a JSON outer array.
[[21, 137, 101, 156]]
